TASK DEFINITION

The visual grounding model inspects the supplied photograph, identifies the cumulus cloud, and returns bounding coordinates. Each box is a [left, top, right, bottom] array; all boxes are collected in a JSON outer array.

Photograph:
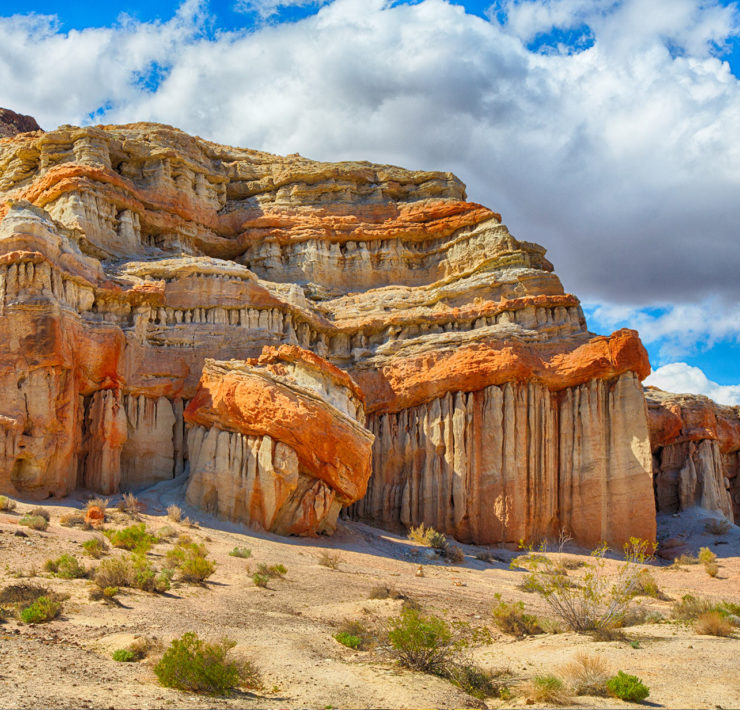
[[645, 362, 740, 405], [234, 0, 330, 20], [0, 0, 739, 310]]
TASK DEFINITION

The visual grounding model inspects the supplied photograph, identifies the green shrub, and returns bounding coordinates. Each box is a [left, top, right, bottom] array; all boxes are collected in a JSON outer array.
[[387, 607, 455, 674], [20, 596, 61, 624], [112, 649, 136, 662], [631, 569, 667, 599], [606, 671, 649, 701], [334, 631, 361, 649], [82, 537, 108, 558], [528, 675, 571, 705], [167, 542, 215, 583], [252, 573, 269, 588], [105, 524, 157, 553], [229, 547, 252, 559], [19, 514, 48, 531], [154, 632, 260, 694], [671, 594, 713, 621], [705, 561, 719, 577], [29, 507, 50, 521], [93, 554, 169, 593], [408, 523, 447, 550], [698, 547, 717, 565], [44, 554, 87, 579], [254, 562, 286, 579], [491, 594, 542, 637], [0, 495, 16, 511]]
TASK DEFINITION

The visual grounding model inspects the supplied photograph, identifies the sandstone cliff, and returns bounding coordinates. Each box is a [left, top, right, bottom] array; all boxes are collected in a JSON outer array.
[[646, 387, 739, 523], [0, 119, 655, 544]]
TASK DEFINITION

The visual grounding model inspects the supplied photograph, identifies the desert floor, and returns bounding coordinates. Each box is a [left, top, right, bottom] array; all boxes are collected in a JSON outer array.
[[1, 481, 739, 710]]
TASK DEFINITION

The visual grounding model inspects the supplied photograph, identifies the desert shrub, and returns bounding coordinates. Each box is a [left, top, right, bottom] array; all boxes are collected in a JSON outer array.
[[44, 554, 86, 579], [705, 561, 719, 577], [19, 514, 48, 531], [93, 554, 169, 593], [717, 601, 740, 617], [166, 504, 182, 522], [255, 562, 286, 579], [105, 524, 157, 553], [704, 518, 731, 535], [694, 611, 735, 637], [368, 585, 404, 600], [447, 663, 511, 700], [154, 632, 260, 694], [0, 583, 54, 605], [252, 573, 269, 588], [0, 495, 16, 511], [444, 544, 465, 564], [698, 547, 717, 565], [117, 492, 144, 515], [28, 507, 50, 521], [334, 631, 361, 649], [517, 537, 656, 632], [82, 537, 108, 559], [671, 594, 713, 621], [166, 542, 215, 583], [631, 569, 667, 599], [491, 595, 542, 637], [408, 523, 447, 550], [606, 671, 650, 702], [387, 607, 455, 674], [674, 553, 699, 565], [94, 557, 133, 589], [562, 652, 610, 696], [20, 596, 61, 624], [112, 649, 136, 662], [527, 675, 571, 705], [229, 546, 252, 559], [86, 498, 109, 514], [156, 525, 177, 539], [89, 585, 120, 602], [317, 550, 343, 569], [59, 511, 86, 528]]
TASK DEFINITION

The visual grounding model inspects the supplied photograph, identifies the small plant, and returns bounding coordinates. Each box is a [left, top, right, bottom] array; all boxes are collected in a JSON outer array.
[[229, 546, 252, 559], [387, 607, 455, 674], [317, 550, 343, 569], [408, 523, 447, 550], [255, 562, 287, 579], [154, 632, 260, 694], [105, 524, 158, 553], [562, 652, 610, 696], [334, 631, 362, 649], [674, 553, 699, 565], [0, 583, 54, 605], [0, 495, 17, 511], [694, 611, 735, 637], [631, 569, 667, 599], [252, 573, 269, 588], [59, 511, 86, 528], [86, 498, 109, 514], [94, 557, 133, 589], [167, 542, 215, 583], [82, 537, 108, 558], [29, 507, 51, 521], [671, 594, 713, 621], [630, 640, 641, 649], [44, 554, 86, 579], [698, 546, 716, 565], [705, 561, 719, 577], [527, 675, 571, 705], [704, 518, 731, 535], [606, 671, 650, 702], [491, 594, 542, 637], [118, 492, 144, 515], [19, 514, 48, 531], [368, 585, 404, 600], [20, 596, 61, 624], [112, 649, 136, 662], [167, 504, 183, 522], [444, 545, 465, 564]]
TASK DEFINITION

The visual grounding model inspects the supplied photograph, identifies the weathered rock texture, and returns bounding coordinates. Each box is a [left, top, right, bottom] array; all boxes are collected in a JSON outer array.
[[0, 108, 42, 138], [0, 119, 655, 543], [646, 388, 740, 523], [184, 347, 373, 534]]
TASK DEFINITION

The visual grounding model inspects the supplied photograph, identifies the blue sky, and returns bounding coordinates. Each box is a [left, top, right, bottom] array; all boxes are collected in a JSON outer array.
[[1, 0, 739, 402]]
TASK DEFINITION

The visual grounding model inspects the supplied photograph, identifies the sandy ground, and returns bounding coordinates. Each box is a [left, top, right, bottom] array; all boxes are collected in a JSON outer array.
[[1, 482, 739, 709]]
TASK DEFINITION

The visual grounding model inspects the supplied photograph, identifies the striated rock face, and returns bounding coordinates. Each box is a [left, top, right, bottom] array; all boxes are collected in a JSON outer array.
[[0, 120, 655, 544], [0, 108, 42, 138], [646, 388, 740, 523], [184, 347, 373, 534]]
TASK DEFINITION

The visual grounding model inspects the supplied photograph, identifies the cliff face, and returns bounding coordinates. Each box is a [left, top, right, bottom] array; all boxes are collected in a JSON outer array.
[[0, 120, 655, 544], [0, 108, 42, 138], [646, 388, 740, 523]]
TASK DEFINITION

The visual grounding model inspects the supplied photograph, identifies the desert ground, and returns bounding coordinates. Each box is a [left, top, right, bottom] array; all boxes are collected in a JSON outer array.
[[1, 480, 739, 710]]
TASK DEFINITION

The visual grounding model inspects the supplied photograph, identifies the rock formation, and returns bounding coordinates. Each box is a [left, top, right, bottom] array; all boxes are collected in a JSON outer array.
[[646, 387, 739, 523], [184, 346, 373, 534], [0, 117, 655, 544], [0, 108, 42, 138]]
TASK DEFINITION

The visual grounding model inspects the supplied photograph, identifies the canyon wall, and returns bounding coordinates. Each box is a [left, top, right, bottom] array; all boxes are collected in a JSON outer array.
[[646, 388, 739, 523], [0, 118, 656, 544]]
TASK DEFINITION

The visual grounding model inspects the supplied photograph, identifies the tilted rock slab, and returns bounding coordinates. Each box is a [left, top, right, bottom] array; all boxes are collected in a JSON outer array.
[[646, 388, 740, 523], [184, 347, 373, 534], [0, 119, 656, 544]]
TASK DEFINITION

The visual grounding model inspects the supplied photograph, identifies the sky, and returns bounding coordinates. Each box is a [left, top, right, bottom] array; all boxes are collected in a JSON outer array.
[[0, 0, 739, 404]]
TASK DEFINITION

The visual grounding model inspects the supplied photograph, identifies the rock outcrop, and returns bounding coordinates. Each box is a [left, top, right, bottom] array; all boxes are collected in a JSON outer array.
[[646, 388, 740, 523], [0, 120, 656, 544], [184, 347, 373, 534], [0, 108, 42, 138]]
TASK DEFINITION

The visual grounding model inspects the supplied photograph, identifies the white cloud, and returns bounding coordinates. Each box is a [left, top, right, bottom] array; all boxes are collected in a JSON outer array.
[[234, 0, 330, 20], [0, 0, 739, 313], [645, 362, 740, 406]]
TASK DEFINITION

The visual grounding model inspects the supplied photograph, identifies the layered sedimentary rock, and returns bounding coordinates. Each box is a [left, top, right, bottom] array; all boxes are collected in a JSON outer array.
[[646, 388, 740, 523], [184, 347, 373, 534], [0, 108, 42, 138], [0, 119, 656, 543]]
